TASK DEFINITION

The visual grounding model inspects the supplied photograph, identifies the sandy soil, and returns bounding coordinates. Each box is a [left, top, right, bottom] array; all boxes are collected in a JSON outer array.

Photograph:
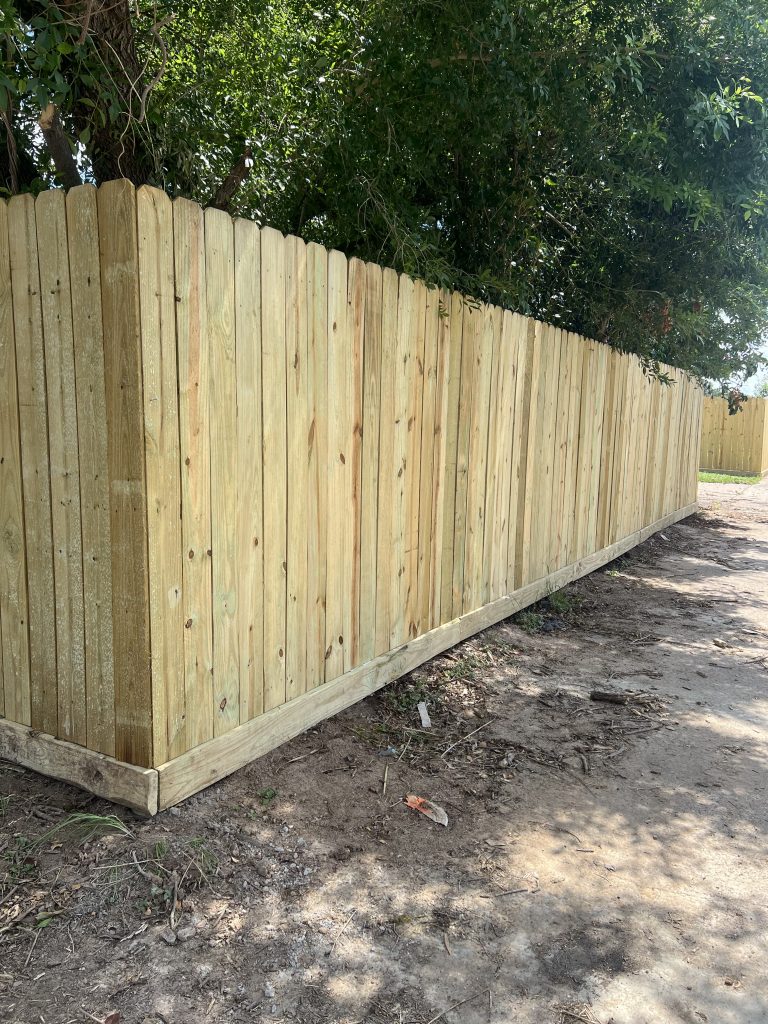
[[2, 480, 767, 1024]]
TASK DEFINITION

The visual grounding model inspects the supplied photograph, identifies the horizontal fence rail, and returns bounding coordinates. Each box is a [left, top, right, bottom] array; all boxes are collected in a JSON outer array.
[[0, 181, 702, 807], [699, 397, 768, 476]]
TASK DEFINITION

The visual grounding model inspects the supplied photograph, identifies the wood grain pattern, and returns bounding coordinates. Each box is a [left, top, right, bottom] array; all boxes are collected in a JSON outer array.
[[515, 319, 540, 589], [0, 202, 31, 726], [286, 235, 309, 700], [324, 249, 350, 678], [439, 291, 464, 619], [234, 217, 263, 718], [562, 336, 584, 567], [137, 186, 185, 763], [404, 279, 426, 639], [374, 268, 399, 656], [463, 303, 494, 612], [260, 228, 288, 710], [36, 189, 86, 746], [451, 298, 474, 616], [360, 262, 383, 663], [505, 314, 528, 591], [345, 258, 365, 668], [306, 243, 328, 686], [97, 180, 152, 767], [66, 186, 115, 756], [388, 274, 414, 648], [487, 310, 516, 601], [416, 286, 440, 633], [205, 208, 239, 735], [7, 194, 54, 732], [2, 183, 705, 789], [174, 198, 214, 749], [428, 290, 452, 627], [0, 716, 158, 816]]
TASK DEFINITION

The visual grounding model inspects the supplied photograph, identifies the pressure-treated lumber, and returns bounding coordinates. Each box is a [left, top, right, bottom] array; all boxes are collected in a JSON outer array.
[[0, 717, 158, 816], [156, 501, 697, 809], [7, 194, 55, 733], [234, 217, 264, 718], [360, 262, 384, 662], [206, 207, 239, 735], [36, 189, 86, 748], [0, 203, 31, 726], [138, 186, 185, 763], [306, 242, 329, 687], [374, 268, 399, 656], [699, 397, 768, 476], [97, 180, 153, 767], [66, 185, 115, 758], [0, 180, 704, 809], [174, 197, 214, 749], [286, 234, 309, 701], [325, 248, 351, 677]]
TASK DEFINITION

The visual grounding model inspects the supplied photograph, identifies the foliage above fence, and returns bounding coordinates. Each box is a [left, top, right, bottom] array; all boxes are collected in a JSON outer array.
[[0, 181, 702, 800]]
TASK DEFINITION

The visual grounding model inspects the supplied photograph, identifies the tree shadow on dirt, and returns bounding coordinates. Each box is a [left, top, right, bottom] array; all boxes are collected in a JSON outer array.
[[2, 502, 768, 1024]]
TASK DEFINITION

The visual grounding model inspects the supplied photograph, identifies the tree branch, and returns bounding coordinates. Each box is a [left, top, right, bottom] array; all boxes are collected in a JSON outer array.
[[39, 103, 82, 189], [210, 147, 253, 212], [1, 110, 19, 194]]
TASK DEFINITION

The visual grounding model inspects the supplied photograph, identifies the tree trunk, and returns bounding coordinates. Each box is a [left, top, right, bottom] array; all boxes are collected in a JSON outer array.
[[39, 103, 82, 188], [66, 0, 153, 185]]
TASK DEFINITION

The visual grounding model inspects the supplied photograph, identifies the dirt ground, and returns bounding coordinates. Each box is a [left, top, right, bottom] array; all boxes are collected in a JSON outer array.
[[2, 479, 767, 1024]]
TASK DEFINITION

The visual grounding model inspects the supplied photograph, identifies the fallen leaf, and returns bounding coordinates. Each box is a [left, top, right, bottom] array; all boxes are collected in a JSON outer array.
[[404, 794, 448, 826]]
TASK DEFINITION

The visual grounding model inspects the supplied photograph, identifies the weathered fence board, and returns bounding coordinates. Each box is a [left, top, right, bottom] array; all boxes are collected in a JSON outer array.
[[0, 181, 703, 812]]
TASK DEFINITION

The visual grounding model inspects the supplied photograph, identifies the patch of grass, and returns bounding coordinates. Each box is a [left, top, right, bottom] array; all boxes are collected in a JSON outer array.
[[346, 721, 390, 745], [699, 471, 761, 485], [187, 836, 219, 878], [546, 588, 581, 616], [35, 812, 133, 849], [605, 555, 631, 577], [154, 839, 170, 861], [1, 833, 40, 885], [441, 651, 487, 682], [0, 794, 10, 819], [515, 610, 545, 634], [257, 787, 278, 809], [382, 676, 436, 713]]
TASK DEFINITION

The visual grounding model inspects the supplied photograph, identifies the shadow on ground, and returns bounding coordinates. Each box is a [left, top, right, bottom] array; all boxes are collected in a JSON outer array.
[[2, 483, 767, 1024]]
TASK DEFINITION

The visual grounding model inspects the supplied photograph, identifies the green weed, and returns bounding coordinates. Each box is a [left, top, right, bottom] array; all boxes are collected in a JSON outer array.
[[187, 836, 219, 877], [35, 812, 133, 849], [382, 677, 434, 713], [515, 610, 545, 633], [153, 839, 170, 861], [257, 787, 278, 808], [699, 471, 761, 485], [547, 588, 581, 616]]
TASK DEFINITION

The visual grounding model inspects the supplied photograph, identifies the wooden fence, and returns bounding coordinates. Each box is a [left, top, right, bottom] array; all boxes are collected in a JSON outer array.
[[0, 181, 702, 812], [699, 397, 768, 476]]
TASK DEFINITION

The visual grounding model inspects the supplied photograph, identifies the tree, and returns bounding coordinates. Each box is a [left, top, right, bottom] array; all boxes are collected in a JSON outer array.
[[2, 1, 768, 386]]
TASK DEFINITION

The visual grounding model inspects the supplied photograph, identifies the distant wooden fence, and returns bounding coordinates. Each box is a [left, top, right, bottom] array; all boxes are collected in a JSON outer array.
[[699, 397, 768, 476], [0, 181, 702, 812]]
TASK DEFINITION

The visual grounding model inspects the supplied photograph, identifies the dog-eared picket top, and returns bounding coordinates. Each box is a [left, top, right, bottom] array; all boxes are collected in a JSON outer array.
[[0, 181, 702, 814]]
